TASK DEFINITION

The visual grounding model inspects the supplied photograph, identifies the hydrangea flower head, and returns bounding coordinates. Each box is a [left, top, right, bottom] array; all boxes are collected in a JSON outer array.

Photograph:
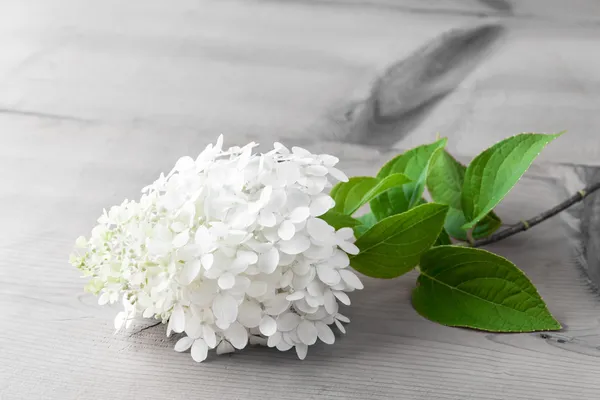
[[70, 135, 363, 362]]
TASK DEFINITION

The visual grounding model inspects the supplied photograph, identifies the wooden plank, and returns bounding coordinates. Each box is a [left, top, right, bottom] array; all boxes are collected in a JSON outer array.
[[1, 116, 599, 400], [1, 0, 600, 398]]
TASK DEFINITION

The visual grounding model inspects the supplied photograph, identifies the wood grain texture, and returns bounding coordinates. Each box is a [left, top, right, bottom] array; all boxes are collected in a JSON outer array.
[[1, 116, 599, 400], [1, 0, 600, 399]]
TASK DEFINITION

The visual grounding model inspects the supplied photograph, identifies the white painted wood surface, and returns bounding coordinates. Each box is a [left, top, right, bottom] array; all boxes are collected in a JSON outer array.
[[1, 1, 600, 399]]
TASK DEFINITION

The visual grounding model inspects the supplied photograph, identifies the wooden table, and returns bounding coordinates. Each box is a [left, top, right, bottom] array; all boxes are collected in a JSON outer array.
[[1, 1, 600, 399]]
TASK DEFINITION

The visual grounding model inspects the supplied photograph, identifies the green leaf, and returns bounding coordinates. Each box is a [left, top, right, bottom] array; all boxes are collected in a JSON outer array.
[[371, 138, 447, 220], [330, 174, 411, 215], [445, 208, 501, 241], [354, 212, 377, 237], [434, 228, 452, 246], [319, 211, 361, 231], [351, 203, 448, 279], [461, 132, 563, 229], [412, 246, 561, 332], [427, 150, 464, 209], [427, 149, 502, 240]]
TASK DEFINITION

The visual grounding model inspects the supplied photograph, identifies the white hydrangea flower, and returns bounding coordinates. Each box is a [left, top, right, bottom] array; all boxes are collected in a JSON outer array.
[[71, 135, 363, 362]]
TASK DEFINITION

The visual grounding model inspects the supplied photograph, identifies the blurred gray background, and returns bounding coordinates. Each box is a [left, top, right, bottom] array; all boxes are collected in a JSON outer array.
[[1, 1, 600, 399]]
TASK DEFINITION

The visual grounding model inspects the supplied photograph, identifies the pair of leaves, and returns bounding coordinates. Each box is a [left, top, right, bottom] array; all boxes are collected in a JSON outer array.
[[326, 173, 411, 235], [412, 246, 561, 332], [427, 150, 501, 240], [370, 138, 447, 220], [427, 133, 561, 239], [461, 133, 562, 229], [330, 174, 411, 216]]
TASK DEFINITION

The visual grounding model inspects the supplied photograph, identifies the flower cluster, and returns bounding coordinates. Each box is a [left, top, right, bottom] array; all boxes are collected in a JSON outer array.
[[70, 136, 363, 362]]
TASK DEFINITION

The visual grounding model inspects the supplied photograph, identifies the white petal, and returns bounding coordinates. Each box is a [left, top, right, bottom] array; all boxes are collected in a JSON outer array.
[[185, 315, 203, 339], [336, 227, 355, 241], [295, 299, 319, 314], [305, 165, 329, 176], [319, 154, 339, 167], [262, 227, 280, 242], [276, 340, 293, 352], [246, 281, 268, 298], [334, 319, 346, 334], [295, 343, 308, 360], [339, 269, 364, 290], [237, 301, 262, 328], [328, 167, 348, 182], [280, 269, 294, 288], [258, 210, 277, 227], [330, 249, 350, 268], [218, 272, 236, 290], [142, 307, 155, 318], [309, 195, 335, 217], [258, 247, 280, 274], [274, 142, 290, 155], [98, 292, 110, 306], [170, 304, 185, 333], [336, 313, 350, 323], [292, 267, 316, 291], [286, 190, 311, 210], [172, 230, 190, 248], [277, 313, 301, 332], [201, 253, 214, 270], [304, 244, 334, 260], [212, 294, 238, 324], [174, 336, 195, 352], [216, 340, 235, 355], [191, 339, 208, 362], [203, 325, 217, 348], [224, 322, 248, 350], [259, 185, 273, 203], [179, 260, 202, 285], [307, 218, 335, 243], [215, 134, 224, 151], [307, 280, 324, 298], [215, 319, 231, 330], [278, 220, 296, 240], [292, 146, 312, 158], [245, 239, 273, 253], [267, 331, 282, 347], [267, 189, 287, 211], [286, 291, 305, 301], [324, 290, 338, 314], [237, 250, 258, 265], [305, 295, 321, 308], [315, 321, 335, 345], [288, 206, 310, 223], [278, 235, 311, 255], [333, 291, 351, 305], [297, 320, 318, 345], [113, 311, 126, 331], [281, 332, 292, 346], [278, 252, 296, 266], [259, 315, 277, 336], [194, 226, 211, 250], [292, 260, 311, 275], [316, 265, 341, 286], [264, 293, 290, 316], [338, 240, 360, 255], [173, 155, 195, 173]]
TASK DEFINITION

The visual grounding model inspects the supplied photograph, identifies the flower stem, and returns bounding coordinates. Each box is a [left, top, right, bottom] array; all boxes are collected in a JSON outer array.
[[473, 180, 600, 247]]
